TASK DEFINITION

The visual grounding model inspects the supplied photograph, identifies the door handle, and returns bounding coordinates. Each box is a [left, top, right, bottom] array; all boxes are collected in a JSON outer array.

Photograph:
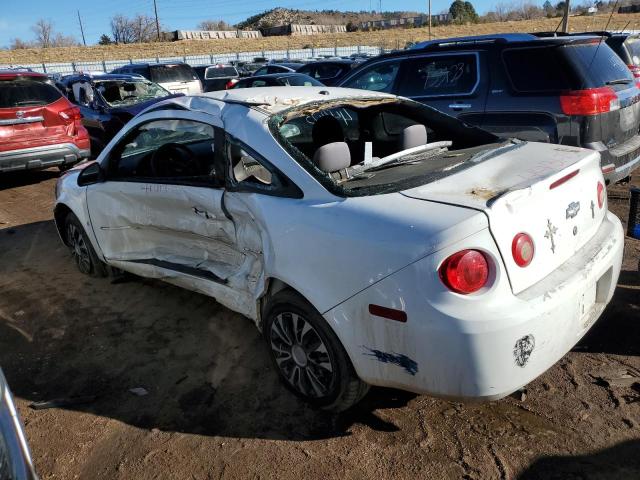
[[449, 103, 472, 110]]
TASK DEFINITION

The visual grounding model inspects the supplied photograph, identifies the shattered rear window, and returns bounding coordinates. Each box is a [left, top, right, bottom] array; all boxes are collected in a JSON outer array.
[[269, 97, 500, 197]]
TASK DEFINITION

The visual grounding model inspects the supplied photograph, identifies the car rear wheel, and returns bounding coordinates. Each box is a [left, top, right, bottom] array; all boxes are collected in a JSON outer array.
[[64, 213, 107, 277], [264, 290, 369, 411]]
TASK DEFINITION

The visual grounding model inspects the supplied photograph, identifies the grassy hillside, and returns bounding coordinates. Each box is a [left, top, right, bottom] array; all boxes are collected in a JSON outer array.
[[2, 13, 640, 65]]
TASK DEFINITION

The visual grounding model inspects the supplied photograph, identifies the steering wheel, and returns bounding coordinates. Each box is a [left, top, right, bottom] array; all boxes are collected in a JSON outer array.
[[150, 143, 194, 177]]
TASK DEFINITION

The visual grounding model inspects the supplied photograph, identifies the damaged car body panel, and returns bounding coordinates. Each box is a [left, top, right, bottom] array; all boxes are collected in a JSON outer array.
[[54, 87, 625, 408]]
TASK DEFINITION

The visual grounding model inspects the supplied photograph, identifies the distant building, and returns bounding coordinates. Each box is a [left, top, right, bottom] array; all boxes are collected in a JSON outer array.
[[261, 24, 347, 36], [619, 4, 640, 13], [164, 30, 262, 41], [359, 14, 451, 30]]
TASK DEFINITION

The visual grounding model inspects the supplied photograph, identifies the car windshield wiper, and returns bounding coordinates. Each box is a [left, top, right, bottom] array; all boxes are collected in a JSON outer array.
[[359, 141, 453, 173], [605, 79, 632, 85]]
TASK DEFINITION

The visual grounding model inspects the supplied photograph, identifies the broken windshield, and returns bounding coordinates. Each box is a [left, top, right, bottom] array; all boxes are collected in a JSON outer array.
[[95, 80, 170, 107], [270, 97, 500, 197]]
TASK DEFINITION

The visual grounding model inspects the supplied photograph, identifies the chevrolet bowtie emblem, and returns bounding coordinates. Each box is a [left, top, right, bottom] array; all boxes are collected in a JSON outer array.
[[566, 201, 580, 219]]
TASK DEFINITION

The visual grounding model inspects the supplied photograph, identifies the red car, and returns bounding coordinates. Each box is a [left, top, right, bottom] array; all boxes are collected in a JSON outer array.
[[0, 70, 90, 172]]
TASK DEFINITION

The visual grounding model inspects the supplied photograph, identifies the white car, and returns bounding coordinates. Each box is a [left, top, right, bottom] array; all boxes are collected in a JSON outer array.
[[54, 87, 624, 411]]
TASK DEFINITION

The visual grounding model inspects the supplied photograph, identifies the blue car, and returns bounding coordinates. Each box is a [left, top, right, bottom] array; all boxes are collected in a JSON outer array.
[[56, 73, 182, 155]]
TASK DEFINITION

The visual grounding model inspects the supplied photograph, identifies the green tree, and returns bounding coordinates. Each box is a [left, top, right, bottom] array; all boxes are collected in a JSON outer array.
[[98, 34, 112, 45], [449, 0, 478, 23]]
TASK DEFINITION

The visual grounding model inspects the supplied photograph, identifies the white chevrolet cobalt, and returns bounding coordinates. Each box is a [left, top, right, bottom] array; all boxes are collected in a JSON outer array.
[[54, 88, 624, 411]]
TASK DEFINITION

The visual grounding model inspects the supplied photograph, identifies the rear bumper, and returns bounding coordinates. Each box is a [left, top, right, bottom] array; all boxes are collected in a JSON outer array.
[[324, 212, 624, 400], [588, 134, 640, 183], [0, 143, 90, 172]]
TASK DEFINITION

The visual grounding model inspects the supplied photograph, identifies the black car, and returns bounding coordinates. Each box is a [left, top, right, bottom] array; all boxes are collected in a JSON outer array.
[[338, 33, 640, 182], [57, 73, 180, 154], [0, 368, 37, 479], [193, 64, 239, 92], [296, 60, 357, 86], [535, 31, 640, 80], [252, 63, 306, 76], [230, 73, 324, 89]]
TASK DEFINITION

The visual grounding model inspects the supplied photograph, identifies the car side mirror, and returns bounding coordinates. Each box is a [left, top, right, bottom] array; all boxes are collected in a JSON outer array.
[[77, 162, 104, 186]]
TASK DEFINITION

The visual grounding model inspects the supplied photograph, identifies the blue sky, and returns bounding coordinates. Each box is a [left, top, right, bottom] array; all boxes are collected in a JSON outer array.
[[0, 0, 544, 47]]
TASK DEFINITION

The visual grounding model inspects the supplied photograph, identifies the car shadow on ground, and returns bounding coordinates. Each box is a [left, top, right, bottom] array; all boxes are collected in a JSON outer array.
[[517, 439, 640, 479], [0, 220, 416, 441], [0, 169, 59, 191], [575, 270, 640, 357]]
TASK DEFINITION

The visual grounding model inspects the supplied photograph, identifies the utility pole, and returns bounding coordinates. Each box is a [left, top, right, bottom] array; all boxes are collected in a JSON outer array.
[[561, 0, 570, 33], [428, 0, 432, 39], [153, 0, 161, 41], [77, 10, 86, 46]]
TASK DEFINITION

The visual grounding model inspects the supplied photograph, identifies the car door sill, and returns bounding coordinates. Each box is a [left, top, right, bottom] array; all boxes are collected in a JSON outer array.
[[127, 258, 227, 284]]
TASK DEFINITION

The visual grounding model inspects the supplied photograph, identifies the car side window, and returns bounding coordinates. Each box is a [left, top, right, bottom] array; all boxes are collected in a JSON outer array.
[[108, 119, 220, 185], [251, 79, 268, 87], [397, 54, 479, 97], [315, 64, 342, 80], [226, 135, 301, 198], [342, 61, 400, 93], [255, 67, 269, 76]]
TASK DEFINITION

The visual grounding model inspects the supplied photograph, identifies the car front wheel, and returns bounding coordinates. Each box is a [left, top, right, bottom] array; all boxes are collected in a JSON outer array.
[[264, 290, 369, 411], [64, 213, 107, 277]]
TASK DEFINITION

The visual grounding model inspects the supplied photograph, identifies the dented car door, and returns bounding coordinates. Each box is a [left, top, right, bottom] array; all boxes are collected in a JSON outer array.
[[85, 112, 261, 316]]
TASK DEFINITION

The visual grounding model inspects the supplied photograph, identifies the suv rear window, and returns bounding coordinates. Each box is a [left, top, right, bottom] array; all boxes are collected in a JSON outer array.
[[503, 47, 574, 92], [0, 79, 62, 108], [562, 41, 633, 88], [205, 67, 238, 78], [150, 64, 197, 83]]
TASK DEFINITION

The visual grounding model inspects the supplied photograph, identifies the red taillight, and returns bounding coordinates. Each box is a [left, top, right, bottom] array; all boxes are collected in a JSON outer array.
[[560, 87, 620, 116], [512, 233, 534, 268], [225, 79, 238, 89], [597, 181, 605, 209], [59, 106, 81, 123], [439, 250, 489, 294]]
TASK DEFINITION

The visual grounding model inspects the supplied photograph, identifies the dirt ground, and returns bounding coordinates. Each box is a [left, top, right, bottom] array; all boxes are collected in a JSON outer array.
[[0, 169, 638, 480], [3, 13, 640, 64]]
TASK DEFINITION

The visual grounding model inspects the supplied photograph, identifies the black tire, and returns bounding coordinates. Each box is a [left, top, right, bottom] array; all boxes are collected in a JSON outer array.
[[263, 290, 369, 412], [64, 212, 107, 278]]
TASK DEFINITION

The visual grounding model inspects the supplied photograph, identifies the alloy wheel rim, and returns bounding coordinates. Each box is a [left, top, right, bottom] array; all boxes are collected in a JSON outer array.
[[269, 311, 334, 398], [67, 223, 92, 274]]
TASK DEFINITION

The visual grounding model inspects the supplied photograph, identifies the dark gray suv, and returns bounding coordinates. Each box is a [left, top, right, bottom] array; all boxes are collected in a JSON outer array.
[[338, 33, 640, 183]]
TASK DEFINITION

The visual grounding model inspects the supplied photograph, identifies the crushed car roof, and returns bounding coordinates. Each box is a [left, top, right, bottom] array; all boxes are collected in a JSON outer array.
[[202, 86, 394, 113]]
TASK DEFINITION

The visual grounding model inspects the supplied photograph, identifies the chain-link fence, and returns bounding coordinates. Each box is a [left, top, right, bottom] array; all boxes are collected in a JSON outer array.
[[0, 45, 385, 75]]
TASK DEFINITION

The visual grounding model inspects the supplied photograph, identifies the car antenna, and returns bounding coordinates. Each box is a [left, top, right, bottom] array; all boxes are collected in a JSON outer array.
[[581, 0, 620, 89]]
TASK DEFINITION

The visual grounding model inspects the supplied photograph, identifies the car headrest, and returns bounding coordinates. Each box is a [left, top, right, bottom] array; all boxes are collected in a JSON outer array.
[[313, 142, 351, 173], [399, 124, 428, 150]]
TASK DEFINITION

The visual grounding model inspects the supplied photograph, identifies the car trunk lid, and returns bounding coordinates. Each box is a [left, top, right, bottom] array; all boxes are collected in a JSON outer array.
[[401, 141, 606, 294]]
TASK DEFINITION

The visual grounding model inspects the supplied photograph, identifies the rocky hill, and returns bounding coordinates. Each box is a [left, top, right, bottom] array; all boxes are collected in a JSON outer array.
[[235, 8, 422, 29]]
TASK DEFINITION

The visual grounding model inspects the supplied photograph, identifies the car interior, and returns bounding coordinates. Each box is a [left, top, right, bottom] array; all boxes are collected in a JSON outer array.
[[109, 120, 219, 182]]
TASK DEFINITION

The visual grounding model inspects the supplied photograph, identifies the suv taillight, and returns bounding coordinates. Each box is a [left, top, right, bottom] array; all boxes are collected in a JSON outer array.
[[439, 250, 489, 294], [59, 106, 82, 135], [225, 79, 238, 89], [59, 106, 81, 123], [560, 87, 620, 116]]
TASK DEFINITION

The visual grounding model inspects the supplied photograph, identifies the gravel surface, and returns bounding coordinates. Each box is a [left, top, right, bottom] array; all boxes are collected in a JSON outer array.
[[0, 168, 638, 480]]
